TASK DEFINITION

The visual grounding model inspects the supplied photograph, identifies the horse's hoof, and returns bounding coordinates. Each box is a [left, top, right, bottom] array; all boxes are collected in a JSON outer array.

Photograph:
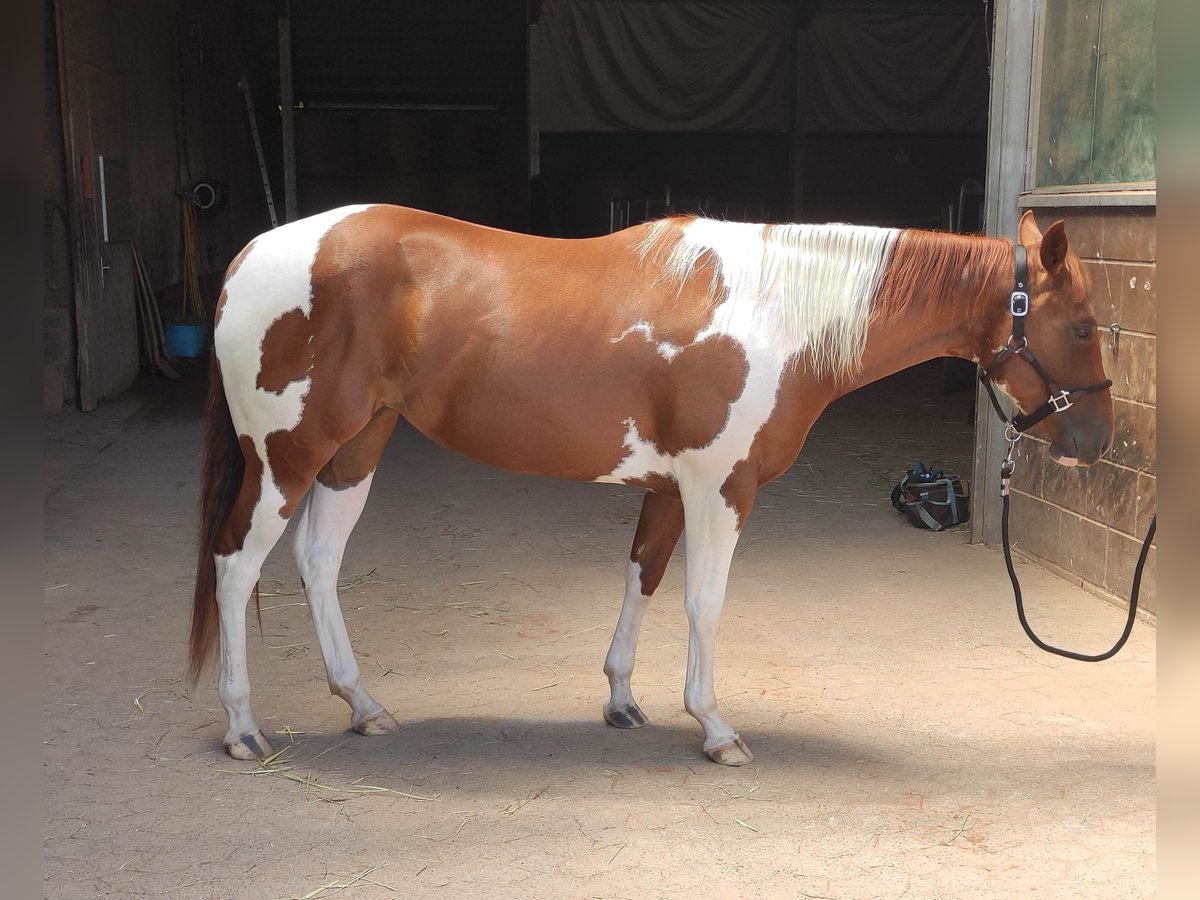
[[225, 731, 273, 760], [353, 709, 401, 736], [603, 703, 649, 729], [705, 736, 754, 767]]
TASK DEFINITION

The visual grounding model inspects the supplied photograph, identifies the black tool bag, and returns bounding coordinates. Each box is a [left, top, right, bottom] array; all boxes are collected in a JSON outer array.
[[890, 462, 970, 532]]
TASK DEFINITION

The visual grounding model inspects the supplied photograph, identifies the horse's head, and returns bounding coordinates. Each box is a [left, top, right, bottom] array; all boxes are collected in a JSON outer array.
[[986, 211, 1114, 467]]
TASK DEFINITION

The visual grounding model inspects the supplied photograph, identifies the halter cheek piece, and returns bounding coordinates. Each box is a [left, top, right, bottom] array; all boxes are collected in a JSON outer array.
[[977, 245, 1113, 444]]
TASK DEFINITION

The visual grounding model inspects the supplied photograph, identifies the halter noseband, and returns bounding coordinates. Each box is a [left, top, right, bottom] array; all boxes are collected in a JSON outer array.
[[978, 245, 1113, 441]]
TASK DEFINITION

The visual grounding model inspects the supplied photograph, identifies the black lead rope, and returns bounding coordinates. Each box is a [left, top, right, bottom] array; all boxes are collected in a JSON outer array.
[[982, 244, 1154, 662], [1000, 446, 1155, 661]]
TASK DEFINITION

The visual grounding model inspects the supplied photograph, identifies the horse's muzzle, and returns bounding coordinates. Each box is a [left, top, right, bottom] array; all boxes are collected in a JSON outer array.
[[1049, 432, 1111, 468]]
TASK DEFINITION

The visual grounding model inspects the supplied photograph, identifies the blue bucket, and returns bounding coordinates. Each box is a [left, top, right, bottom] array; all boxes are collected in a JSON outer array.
[[164, 323, 206, 358]]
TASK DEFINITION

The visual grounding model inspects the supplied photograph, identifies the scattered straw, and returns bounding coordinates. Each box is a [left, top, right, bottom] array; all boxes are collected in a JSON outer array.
[[372, 663, 398, 685], [248, 766, 439, 802], [259, 601, 307, 613], [142, 731, 169, 762], [233, 749, 437, 801], [307, 738, 351, 762], [280, 862, 393, 900], [693, 781, 761, 801], [501, 786, 549, 817], [734, 818, 759, 833], [559, 624, 604, 640], [260, 569, 381, 598]]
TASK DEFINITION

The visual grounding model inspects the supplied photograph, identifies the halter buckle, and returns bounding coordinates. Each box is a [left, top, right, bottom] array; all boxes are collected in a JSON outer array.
[[1049, 390, 1073, 413], [1010, 291, 1029, 317]]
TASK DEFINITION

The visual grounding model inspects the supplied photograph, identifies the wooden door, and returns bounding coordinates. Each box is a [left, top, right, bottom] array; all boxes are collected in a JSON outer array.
[[56, 3, 140, 408]]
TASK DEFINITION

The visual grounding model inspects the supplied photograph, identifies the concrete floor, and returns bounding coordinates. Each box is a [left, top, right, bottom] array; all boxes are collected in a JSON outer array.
[[44, 364, 1155, 899]]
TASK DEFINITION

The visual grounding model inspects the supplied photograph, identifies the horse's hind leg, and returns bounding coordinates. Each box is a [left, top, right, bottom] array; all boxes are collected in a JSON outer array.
[[215, 425, 357, 759], [603, 491, 684, 729], [216, 471, 294, 760], [293, 408, 400, 736]]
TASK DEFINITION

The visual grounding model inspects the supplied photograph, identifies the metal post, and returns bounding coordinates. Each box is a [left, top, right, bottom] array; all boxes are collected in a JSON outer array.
[[278, 4, 298, 223], [238, 76, 278, 228], [972, 0, 1038, 545]]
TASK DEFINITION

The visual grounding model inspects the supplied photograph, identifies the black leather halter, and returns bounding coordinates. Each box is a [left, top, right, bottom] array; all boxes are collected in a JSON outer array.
[[977, 246, 1112, 436], [981, 245, 1151, 664]]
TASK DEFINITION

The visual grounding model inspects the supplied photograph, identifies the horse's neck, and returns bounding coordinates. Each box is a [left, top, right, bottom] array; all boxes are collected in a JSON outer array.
[[841, 231, 1013, 394]]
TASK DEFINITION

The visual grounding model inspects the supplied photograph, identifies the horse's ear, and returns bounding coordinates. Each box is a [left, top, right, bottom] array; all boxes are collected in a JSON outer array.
[[1039, 220, 1069, 274], [1018, 209, 1042, 245]]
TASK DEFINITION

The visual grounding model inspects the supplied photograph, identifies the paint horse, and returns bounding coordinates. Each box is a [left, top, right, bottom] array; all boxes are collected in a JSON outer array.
[[190, 207, 1113, 766]]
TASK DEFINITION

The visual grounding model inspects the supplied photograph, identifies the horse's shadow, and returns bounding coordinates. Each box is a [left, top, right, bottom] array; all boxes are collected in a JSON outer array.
[[250, 714, 895, 781], [239, 713, 1152, 808]]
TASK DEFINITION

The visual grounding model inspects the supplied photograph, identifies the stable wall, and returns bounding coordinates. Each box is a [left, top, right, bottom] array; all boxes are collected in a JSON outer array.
[[1009, 206, 1157, 611], [46, 0, 272, 410]]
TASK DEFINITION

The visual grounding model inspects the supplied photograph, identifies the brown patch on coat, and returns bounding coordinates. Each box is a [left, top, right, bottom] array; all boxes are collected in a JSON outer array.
[[871, 230, 1012, 343], [716, 364, 838, 531], [838, 231, 1015, 395], [402, 327, 748, 479], [629, 492, 685, 595], [379, 211, 749, 479], [215, 435, 264, 555], [719, 459, 760, 531], [257, 308, 313, 393], [242, 206, 410, 523], [651, 336, 748, 455], [317, 407, 400, 489]]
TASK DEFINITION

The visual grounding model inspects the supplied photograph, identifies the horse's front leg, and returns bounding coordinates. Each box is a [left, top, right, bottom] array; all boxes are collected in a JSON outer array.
[[681, 480, 755, 766], [603, 491, 684, 729]]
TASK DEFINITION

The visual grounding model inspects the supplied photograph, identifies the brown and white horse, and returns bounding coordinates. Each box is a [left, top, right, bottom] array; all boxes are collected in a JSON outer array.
[[189, 206, 1112, 766]]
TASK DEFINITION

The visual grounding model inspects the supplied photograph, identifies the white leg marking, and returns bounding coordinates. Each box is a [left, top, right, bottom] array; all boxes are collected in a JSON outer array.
[[680, 485, 751, 765], [216, 502, 290, 758], [292, 474, 397, 733], [603, 561, 652, 727]]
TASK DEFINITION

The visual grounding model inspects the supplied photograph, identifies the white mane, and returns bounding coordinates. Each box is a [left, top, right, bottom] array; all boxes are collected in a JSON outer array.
[[638, 217, 899, 378]]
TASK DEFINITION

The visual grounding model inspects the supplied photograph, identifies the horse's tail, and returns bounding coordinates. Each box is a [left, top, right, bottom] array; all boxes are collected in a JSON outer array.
[[188, 356, 243, 684]]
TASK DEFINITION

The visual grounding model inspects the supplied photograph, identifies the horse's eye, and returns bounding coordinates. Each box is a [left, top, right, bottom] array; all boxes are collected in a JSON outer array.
[[1073, 325, 1094, 340]]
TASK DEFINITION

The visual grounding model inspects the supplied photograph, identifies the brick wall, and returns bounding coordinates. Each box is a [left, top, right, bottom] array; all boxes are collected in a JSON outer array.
[[1009, 206, 1156, 612]]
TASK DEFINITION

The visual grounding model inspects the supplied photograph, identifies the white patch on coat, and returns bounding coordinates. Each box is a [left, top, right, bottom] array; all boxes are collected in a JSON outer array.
[[639, 217, 899, 378], [610, 321, 682, 360], [599, 217, 898, 490], [215, 204, 373, 525]]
